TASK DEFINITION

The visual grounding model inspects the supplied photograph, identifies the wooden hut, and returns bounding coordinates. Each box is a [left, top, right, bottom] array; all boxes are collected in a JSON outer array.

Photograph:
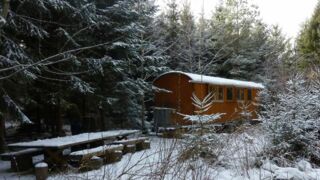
[[153, 71, 264, 127]]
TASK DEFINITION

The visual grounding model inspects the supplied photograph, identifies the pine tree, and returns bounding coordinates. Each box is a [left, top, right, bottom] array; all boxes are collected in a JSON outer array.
[[0, 0, 167, 136], [154, 0, 181, 70], [209, 0, 269, 81], [177, 1, 197, 72], [262, 74, 320, 165], [296, 2, 320, 68]]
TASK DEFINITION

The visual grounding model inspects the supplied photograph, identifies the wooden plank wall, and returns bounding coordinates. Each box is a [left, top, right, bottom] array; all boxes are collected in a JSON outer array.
[[154, 73, 260, 125]]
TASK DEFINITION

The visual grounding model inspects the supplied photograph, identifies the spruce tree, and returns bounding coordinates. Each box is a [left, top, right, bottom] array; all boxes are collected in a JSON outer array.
[[209, 0, 269, 81], [297, 2, 320, 68]]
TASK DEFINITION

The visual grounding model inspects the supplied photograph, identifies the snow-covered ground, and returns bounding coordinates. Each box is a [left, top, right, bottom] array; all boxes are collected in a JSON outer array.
[[1, 127, 320, 180]]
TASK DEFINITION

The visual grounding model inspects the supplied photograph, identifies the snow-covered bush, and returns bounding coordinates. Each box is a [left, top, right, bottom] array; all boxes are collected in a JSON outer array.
[[178, 92, 225, 162], [261, 74, 320, 166]]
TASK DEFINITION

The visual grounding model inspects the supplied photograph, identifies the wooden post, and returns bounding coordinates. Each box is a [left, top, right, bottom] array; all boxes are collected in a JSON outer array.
[[35, 162, 48, 180]]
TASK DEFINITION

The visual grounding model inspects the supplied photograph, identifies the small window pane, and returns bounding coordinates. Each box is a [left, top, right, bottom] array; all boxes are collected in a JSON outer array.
[[237, 89, 244, 100], [218, 87, 224, 100], [227, 87, 233, 101], [208, 85, 217, 99], [247, 89, 252, 100], [208, 85, 224, 101]]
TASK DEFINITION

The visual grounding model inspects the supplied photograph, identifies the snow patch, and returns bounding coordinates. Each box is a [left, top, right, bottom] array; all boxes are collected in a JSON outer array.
[[35, 162, 48, 168], [296, 160, 313, 172]]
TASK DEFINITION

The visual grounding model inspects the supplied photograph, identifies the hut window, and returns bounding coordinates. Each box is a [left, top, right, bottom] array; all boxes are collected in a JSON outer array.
[[237, 88, 244, 101], [247, 89, 252, 100], [226, 87, 233, 101], [208, 85, 224, 101]]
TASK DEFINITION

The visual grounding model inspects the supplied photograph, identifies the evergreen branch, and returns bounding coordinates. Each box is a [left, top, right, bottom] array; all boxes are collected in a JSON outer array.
[[0, 35, 126, 80]]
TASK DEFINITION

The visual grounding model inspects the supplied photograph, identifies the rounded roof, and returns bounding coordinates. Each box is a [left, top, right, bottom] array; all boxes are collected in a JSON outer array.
[[154, 71, 265, 89]]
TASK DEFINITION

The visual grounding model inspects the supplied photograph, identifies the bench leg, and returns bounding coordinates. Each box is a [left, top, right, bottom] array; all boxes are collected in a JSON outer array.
[[123, 144, 136, 154], [136, 142, 144, 151], [105, 150, 122, 164], [136, 141, 150, 151], [11, 156, 33, 172]]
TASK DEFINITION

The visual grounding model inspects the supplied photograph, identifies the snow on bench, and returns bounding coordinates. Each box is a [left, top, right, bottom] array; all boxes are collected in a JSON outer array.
[[1, 148, 43, 161], [113, 137, 149, 145], [8, 130, 140, 149], [113, 137, 150, 153], [0, 148, 43, 171], [69, 144, 124, 159]]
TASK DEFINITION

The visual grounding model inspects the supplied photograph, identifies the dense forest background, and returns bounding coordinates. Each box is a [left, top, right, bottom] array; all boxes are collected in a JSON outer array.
[[0, 0, 319, 153]]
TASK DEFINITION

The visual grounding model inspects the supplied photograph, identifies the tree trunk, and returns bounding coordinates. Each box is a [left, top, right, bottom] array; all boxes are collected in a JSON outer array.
[[99, 106, 105, 130], [81, 96, 87, 132], [2, 0, 10, 18], [141, 94, 146, 133], [1, 0, 10, 45], [56, 95, 64, 136], [0, 112, 6, 153]]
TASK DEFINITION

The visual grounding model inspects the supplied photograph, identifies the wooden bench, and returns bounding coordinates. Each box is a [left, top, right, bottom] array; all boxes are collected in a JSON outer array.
[[113, 137, 150, 153], [69, 144, 124, 167], [0, 148, 43, 171]]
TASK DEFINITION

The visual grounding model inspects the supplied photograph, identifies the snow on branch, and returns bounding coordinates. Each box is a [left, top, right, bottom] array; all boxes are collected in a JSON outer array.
[[179, 92, 225, 124], [70, 76, 94, 94], [3, 95, 32, 124], [181, 113, 225, 123], [152, 85, 172, 93], [0, 16, 6, 27]]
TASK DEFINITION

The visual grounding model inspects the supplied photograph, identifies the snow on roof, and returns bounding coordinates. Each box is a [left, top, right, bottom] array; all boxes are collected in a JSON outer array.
[[156, 71, 264, 89]]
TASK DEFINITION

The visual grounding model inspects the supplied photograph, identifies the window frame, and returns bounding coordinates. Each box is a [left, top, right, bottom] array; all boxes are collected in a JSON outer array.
[[237, 88, 245, 101], [208, 85, 224, 102], [226, 87, 234, 101]]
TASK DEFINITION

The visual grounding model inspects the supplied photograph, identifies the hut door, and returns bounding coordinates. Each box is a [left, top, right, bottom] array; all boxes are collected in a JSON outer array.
[[153, 108, 175, 132]]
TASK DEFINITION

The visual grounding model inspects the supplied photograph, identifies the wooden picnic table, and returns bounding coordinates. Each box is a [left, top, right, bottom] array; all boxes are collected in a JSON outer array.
[[7, 130, 140, 167]]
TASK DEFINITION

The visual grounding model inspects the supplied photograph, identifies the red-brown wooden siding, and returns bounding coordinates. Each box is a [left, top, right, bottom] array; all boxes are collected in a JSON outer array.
[[154, 72, 260, 125]]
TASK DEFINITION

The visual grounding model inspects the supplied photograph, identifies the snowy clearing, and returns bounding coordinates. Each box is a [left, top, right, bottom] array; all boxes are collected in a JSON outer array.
[[2, 127, 320, 179]]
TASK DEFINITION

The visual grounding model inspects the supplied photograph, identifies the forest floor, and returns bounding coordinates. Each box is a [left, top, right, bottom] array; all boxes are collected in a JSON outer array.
[[1, 127, 320, 179]]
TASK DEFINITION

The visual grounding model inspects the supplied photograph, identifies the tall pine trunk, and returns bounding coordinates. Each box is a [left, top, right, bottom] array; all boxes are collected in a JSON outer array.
[[56, 94, 64, 136], [0, 111, 6, 153], [99, 106, 105, 130], [141, 94, 145, 133], [1, 0, 10, 45], [2, 0, 10, 18]]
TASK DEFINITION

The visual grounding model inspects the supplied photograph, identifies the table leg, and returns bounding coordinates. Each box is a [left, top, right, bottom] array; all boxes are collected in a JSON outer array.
[[10, 156, 33, 172], [44, 149, 67, 169]]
